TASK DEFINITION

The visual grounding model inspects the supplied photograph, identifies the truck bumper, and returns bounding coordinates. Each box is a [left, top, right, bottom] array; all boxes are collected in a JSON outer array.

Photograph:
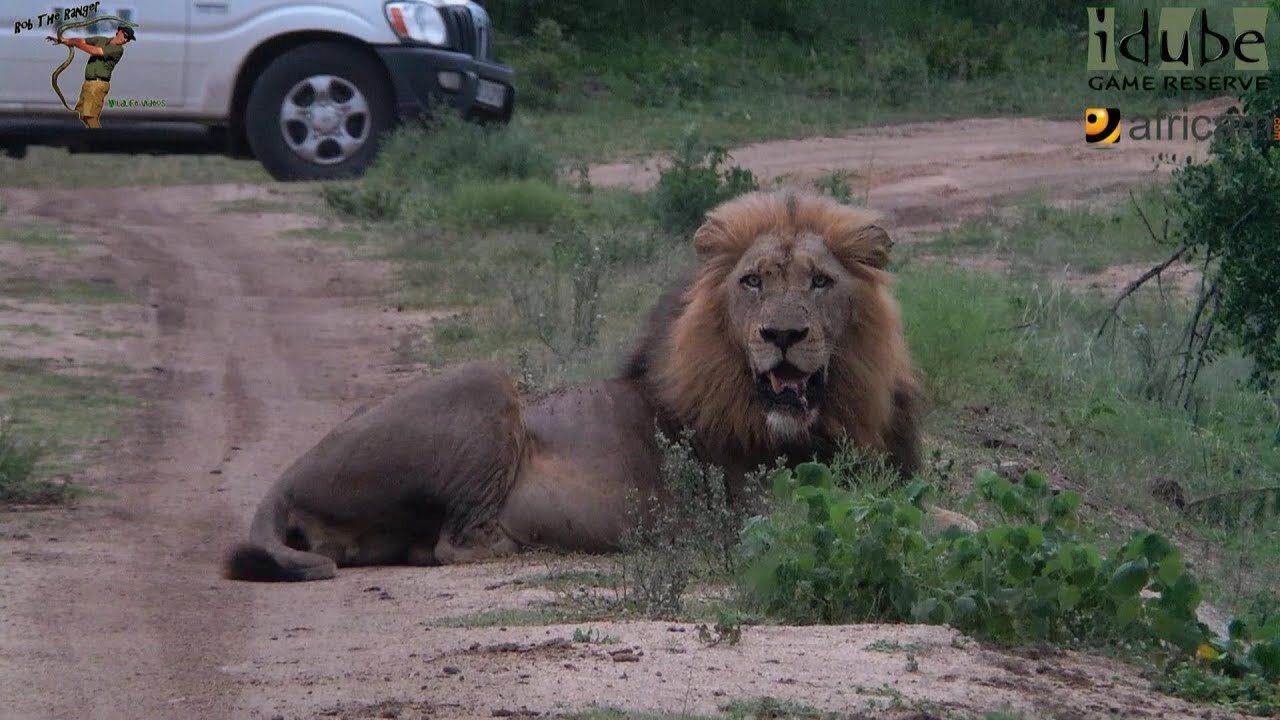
[[374, 46, 515, 124]]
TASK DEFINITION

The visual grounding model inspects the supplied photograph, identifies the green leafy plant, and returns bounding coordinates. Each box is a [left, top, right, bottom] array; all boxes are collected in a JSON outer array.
[[652, 126, 759, 236], [744, 465, 1200, 644], [741, 462, 1280, 710], [615, 429, 761, 616], [571, 627, 621, 644], [813, 170, 858, 205], [0, 415, 57, 504], [517, 19, 582, 110], [325, 115, 559, 223], [696, 609, 746, 646], [508, 229, 606, 362]]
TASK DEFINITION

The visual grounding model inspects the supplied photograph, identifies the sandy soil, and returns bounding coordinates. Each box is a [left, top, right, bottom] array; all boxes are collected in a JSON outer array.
[[591, 109, 1219, 238], [0, 113, 1243, 720]]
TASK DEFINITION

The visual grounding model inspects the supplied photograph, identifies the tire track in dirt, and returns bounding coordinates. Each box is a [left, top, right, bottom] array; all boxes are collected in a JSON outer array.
[[0, 184, 429, 719]]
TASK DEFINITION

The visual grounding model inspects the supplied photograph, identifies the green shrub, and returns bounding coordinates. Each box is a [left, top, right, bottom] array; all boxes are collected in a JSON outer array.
[[813, 170, 858, 205], [616, 429, 762, 616], [739, 459, 1280, 710], [742, 463, 1207, 649], [867, 39, 929, 106], [325, 117, 559, 222], [0, 416, 55, 504], [1170, 134, 1280, 390], [508, 230, 606, 362], [321, 180, 402, 221], [430, 178, 576, 231], [514, 19, 581, 110], [630, 48, 715, 108], [919, 18, 1009, 80], [652, 127, 759, 236]]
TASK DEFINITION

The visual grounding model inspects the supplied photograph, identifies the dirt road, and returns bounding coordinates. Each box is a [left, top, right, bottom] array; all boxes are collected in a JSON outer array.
[[0, 115, 1235, 720], [592, 113, 1210, 235]]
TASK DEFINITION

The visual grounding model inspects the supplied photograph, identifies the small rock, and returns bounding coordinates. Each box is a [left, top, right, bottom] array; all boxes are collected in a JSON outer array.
[[443, 666, 461, 675]]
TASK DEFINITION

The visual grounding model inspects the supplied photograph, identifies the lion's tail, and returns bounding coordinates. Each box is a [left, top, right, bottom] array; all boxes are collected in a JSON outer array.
[[223, 487, 336, 582]]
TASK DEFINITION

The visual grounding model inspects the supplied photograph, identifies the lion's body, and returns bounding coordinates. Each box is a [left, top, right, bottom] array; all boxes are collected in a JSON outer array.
[[225, 192, 923, 582]]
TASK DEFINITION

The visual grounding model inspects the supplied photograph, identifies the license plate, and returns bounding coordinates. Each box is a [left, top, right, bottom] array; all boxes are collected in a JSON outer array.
[[476, 80, 506, 109]]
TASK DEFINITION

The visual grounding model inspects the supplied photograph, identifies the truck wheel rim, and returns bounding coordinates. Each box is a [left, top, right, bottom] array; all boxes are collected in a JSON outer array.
[[279, 75, 371, 166]]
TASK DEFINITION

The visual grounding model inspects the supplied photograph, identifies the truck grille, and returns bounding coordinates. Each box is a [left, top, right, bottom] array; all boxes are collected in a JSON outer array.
[[444, 6, 478, 56]]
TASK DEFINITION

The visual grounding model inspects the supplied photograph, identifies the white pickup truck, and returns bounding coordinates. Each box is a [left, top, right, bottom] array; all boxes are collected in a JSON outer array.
[[0, 0, 515, 179]]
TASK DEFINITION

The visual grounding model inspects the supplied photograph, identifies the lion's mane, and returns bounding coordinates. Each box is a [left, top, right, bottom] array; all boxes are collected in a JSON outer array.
[[625, 192, 921, 474]]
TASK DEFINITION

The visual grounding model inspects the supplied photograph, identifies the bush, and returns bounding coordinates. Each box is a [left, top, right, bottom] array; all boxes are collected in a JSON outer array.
[[0, 416, 55, 504], [508, 230, 607, 362], [813, 170, 859, 205], [919, 18, 1009, 80], [325, 116, 559, 222], [616, 429, 763, 615], [514, 19, 581, 111], [630, 48, 715, 108], [867, 39, 929, 106], [652, 127, 759, 236], [738, 460, 1280, 710], [429, 178, 577, 231], [742, 463, 1209, 649]]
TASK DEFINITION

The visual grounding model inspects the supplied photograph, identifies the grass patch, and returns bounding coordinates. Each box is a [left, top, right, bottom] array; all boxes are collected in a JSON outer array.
[[75, 327, 142, 340], [0, 416, 60, 504], [426, 604, 607, 628], [562, 709, 716, 720], [0, 147, 269, 188], [563, 698, 844, 720], [0, 221, 80, 252], [719, 698, 838, 719], [0, 358, 136, 477], [0, 276, 130, 305], [918, 188, 1175, 276], [278, 224, 369, 247], [216, 197, 301, 214], [0, 323, 53, 337], [425, 177, 578, 231], [527, 567, 622, 592]]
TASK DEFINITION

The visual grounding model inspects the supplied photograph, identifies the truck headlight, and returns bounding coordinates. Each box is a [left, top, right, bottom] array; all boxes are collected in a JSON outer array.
[[385, 2, 448, 46]]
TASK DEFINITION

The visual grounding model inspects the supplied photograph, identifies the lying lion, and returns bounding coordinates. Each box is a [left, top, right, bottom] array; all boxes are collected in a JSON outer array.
[[226, 191, 924, 581]]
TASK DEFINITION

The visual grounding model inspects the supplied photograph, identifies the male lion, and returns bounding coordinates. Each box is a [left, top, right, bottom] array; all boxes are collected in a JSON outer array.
[[225, 191, 922, 582]]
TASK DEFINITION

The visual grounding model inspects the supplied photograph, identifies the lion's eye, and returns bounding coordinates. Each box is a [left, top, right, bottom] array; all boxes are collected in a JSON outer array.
[[811, 274, 834, 289], [740, 273, 762, 289]]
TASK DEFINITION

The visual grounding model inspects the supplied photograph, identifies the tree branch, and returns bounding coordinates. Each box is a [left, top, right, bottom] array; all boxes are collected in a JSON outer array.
[[1184, 484, 1280, 512], [1096, 243, 1190, 339]]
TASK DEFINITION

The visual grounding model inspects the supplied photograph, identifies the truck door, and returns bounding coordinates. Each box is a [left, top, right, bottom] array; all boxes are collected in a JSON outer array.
[[0, 3, 188, 111]]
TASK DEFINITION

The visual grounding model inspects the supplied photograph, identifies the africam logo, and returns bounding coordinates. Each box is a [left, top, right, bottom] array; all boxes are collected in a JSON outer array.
[[1087, 6, 1272, 93]]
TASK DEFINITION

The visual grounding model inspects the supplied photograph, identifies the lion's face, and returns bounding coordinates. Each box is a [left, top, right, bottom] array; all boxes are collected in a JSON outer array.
[[645, 192, 905, 455], [720, 230, 860, 440]]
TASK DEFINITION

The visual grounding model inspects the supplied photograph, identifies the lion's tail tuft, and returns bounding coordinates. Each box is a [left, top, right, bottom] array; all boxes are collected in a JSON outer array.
[[223, 543, 336, 582]]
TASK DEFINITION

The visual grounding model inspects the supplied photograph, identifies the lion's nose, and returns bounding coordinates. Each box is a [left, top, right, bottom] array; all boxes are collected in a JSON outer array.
[[759, 326, 809, 352]]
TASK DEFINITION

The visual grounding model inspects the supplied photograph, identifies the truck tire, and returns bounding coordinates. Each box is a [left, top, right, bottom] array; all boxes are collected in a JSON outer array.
[[245, 42, 394, 181]]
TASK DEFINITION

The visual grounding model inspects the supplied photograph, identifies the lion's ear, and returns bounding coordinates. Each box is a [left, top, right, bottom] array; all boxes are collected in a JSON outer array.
[[693, 217, 732, 265], [856, 224, 893, 269]]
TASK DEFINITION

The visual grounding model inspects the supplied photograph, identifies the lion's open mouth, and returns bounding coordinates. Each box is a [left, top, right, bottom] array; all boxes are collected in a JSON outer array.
[[755, 362, 826, 416]]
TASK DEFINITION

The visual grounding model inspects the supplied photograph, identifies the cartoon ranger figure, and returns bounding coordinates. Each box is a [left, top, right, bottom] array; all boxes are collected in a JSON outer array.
[[45, 23, 136, 128]]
